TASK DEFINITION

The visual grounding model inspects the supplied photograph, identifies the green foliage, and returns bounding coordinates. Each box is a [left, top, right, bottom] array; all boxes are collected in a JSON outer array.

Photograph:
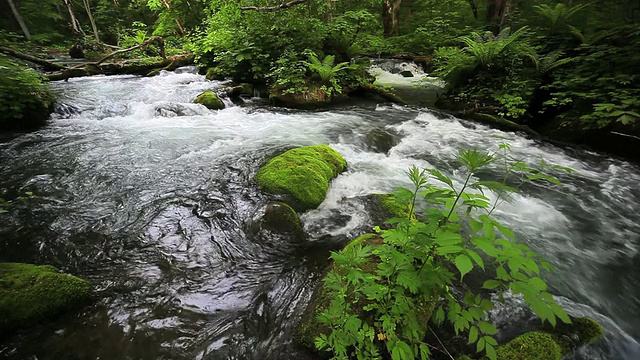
[[533, 3, 590, 34], [0, 56, 55, 130], [460, 27, 530, 67], [316, 146, 572, 359]]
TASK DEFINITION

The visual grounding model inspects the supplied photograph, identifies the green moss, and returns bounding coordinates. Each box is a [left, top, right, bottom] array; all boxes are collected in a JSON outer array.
[[571, 317, 604, 345], [495, 331, 563, 360], [373, 193, 412, 220], [255, 145, 347, 211], [206, 67, 226, 81], [194, 91, 225, 110], [342, 233, 376, 253], [261, 202, 304, 239], [0, 263, 92, 335]]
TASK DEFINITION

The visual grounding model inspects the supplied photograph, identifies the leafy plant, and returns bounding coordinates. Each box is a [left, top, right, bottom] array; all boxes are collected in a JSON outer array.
[[303, 51, 352, 94], [315, 145, 572, 360], [460, 27, 530, 67], [534, 3, 590, 33]]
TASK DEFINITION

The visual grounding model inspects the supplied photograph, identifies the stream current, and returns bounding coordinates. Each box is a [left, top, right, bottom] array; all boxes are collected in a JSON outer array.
[[0, 67, 638, 360]]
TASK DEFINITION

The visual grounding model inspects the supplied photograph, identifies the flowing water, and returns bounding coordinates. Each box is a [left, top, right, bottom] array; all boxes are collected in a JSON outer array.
[[0, 67, 638, 360]]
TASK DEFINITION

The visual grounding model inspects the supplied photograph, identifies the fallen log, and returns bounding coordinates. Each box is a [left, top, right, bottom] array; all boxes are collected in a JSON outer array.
[[47, 54, 193, 81], [355, 83, 408, 105], [240, 0, 307, 11], [0, 46, 68, 71]]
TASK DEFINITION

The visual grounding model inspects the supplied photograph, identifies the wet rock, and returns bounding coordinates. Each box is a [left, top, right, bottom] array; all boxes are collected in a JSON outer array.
[[194, 91, 225, 110], [366, 193, 411, 227], [260, 202, 304, 240], [0, 263, 91, 336], [68, 44, 84, 59], [227, 83, 254, 99], [255, 145, 347, 211], [400, 70, 414, 77], [269, 85, 331, 109], [365, 128, 399, 154]]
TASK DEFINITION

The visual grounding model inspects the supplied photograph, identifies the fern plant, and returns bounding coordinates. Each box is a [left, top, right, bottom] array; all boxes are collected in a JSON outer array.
[[303, 51, 352, 94], [315, 145, 572, 360], [534, 3, 590, 33], [460, 26, 530, 67]]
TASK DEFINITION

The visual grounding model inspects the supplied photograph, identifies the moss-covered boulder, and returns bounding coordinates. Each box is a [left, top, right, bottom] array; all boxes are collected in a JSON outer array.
[[255, 145, 347, 211], [194, 91, 225, 110], [456, 316, 603, 360], [206, 67, 226, 81], [260, 202, 305, 240], [0, 263, 92, 336]]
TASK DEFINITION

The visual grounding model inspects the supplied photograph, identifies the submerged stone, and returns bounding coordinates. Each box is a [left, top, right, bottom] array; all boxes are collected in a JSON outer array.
[[194, 91, 225, 110], [260, 202, 305, 240], [255, 145, 347, 211], [365, 128, 398, 154], [0, 263, 91, 336]]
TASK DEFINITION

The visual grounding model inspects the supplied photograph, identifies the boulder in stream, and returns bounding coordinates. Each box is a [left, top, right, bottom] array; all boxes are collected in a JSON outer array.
[[269, 85, 332, 109], [194, 91, 225, 110], [455, 317, 603, 360], [255, 145, 347, 211], [365, 128, 399, 154], [0, 263, 91, 336], [400, 70, 414, 77], [260, 202, 304, 240]]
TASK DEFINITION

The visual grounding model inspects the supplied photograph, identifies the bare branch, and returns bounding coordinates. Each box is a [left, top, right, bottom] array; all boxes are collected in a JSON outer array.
[[240, 0, 307, 12], [94, 36, 166, 65]]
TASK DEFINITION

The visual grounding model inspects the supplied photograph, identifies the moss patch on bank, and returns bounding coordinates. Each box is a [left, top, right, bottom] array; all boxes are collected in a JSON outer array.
[[255, 145, 347, 211], [0, 263, 92, 336]]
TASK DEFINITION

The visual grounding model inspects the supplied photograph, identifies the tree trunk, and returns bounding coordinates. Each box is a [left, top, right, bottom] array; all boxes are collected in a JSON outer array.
[[158, 0, 185, 35], [500, 0, 514, 28], [486, 0, 506, 22], [82, 0, 100, 42], [382, 0, 402, 37], [467, 0, 478, 19], [63, 0, 84, 36], [6, 0, 31, 40]]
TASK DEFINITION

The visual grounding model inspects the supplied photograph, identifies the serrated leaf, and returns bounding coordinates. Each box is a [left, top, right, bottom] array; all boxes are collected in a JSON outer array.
[[479, 321, 497, 335], [455, 255, 473, 280]]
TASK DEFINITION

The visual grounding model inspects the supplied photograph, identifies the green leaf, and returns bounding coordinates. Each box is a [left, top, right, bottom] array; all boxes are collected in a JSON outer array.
[[455, 255, 474, 279], [468, 326, 479, 344], [479, 321, 497, 335], [482, 280, 501, 290]]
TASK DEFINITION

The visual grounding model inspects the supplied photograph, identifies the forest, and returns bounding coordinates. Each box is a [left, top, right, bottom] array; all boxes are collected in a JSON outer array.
[[1, 1, 639, 360]]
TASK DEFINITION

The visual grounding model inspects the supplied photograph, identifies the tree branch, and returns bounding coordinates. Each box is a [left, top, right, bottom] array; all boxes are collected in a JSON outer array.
[[94, 36, 165, 65], [0, 47, 68, 71], [240, 0, 307, 12]]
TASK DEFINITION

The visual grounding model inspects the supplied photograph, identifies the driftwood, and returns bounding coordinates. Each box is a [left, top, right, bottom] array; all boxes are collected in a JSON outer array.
[[0, 46, 67, 71], [240, 0, 307, 11], [47, 53, 193, 81], [94, 36, 165, 65]]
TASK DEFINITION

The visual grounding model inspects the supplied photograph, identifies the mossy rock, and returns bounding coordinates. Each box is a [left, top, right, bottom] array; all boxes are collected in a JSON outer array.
[[194, 91, 225, 110], [261, 202, 304, 240], [146, 68, 162, 77], [0, 263, 92, 336], [459, 317, 604, 360], [269, 85, 331, 109], [494, 331, 563, 360], [206, 67, 226, 81], [255, 145, 347, 211], [227, 83, 254, 98], [366, 193, 413, 228]]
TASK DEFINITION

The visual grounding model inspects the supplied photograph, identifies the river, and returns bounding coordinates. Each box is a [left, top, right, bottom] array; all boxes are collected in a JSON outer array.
[[0, 67, 638, 359]]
